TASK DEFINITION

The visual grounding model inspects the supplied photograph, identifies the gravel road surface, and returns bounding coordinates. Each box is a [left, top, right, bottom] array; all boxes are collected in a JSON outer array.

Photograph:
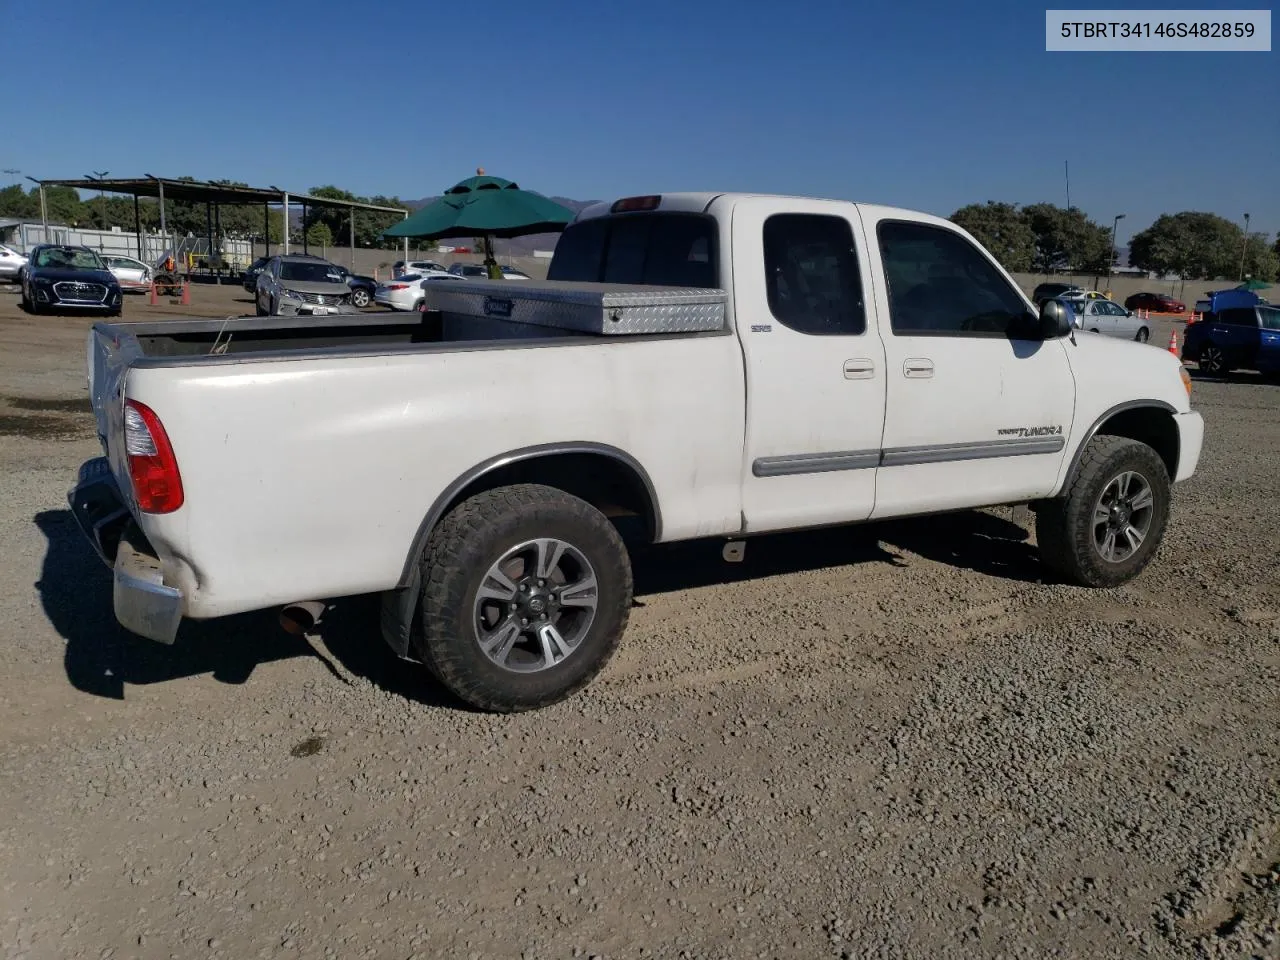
[[1, 286, 1276, 959]]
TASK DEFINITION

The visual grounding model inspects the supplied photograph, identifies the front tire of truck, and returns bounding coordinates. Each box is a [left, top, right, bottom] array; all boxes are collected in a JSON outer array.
[[1035, 435, 1171, 588], [417, 483, 633, 713]]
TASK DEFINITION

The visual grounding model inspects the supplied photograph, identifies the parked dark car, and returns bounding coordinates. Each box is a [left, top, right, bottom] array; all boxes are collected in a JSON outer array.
[[329, 264, 377, 308], [1031, 282, 1084, 306], [1182, 302, 1280, 377], [242, 255, 272, 292], [1125, 291, 1186, 314], [19, 244, 123, 316]]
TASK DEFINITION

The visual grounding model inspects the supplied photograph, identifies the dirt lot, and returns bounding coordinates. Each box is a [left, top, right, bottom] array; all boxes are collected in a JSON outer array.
[[0, 282, 1276, 960]]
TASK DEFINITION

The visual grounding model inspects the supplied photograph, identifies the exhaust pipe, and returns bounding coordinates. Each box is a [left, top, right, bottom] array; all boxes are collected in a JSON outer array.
[[279, 600, 327, 636]]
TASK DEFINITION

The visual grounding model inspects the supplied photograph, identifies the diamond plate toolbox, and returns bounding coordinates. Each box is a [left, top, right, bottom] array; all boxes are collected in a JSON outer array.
[[422, 279, 727, 335]]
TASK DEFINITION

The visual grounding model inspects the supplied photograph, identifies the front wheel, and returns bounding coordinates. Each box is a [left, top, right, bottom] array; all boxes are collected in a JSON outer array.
[[1035, 436, 1170, 588], [416, 484, 633, 713], [1198, 344, 1229, 377], [351, 288, 370, 308], [1135, 327, 1149, 343]]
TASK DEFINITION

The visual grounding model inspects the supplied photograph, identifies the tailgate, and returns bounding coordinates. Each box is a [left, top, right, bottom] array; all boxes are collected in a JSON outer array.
[[85, 323, 144, 487]]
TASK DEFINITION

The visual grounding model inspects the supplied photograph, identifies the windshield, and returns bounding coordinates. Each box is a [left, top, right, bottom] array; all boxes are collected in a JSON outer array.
[[279, 261, 344, 283], [35, 247, 104, 270]]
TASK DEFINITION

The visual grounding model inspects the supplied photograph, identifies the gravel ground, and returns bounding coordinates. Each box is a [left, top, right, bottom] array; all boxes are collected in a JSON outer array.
[[0, 286, 1277, 959]]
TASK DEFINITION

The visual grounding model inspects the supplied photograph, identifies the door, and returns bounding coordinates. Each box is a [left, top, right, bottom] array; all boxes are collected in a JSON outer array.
[[862, 215, 1077, 519], [733, 198, 888, 533], [1213, 308, 1262, 368]]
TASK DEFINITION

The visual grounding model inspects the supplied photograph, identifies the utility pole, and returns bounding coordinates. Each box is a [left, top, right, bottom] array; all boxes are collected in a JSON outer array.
[[1239, 213, 1251, 281], [1109, 213, 1125, 290]]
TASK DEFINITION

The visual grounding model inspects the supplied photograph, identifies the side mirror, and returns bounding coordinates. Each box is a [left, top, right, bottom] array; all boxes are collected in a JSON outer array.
[[1039, 298, 1074, 339]]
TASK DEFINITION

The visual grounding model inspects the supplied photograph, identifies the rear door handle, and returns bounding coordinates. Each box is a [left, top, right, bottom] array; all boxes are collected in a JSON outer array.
[[843, 358, 875, 379], [904, 358, 934, 378]]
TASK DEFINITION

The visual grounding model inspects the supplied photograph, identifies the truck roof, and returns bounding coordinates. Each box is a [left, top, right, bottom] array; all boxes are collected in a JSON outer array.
[[574, 193, 955, 232]]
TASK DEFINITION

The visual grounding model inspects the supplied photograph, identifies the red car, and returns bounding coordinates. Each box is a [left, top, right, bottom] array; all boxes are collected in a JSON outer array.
[[1124, 292, 1186, 313]]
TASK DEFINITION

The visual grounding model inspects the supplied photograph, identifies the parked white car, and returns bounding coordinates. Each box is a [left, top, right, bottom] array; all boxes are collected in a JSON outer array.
[[69, 190, 1203, 715], [102, 255, 153, 292], [1066, 297, 1151, 342], [393, 259, 449, 278], [374, 273, 463, 311], [0, 243, 28, 280]]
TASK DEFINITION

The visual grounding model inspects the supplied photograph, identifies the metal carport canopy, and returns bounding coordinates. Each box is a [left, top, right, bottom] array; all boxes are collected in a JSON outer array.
[[30, 174, 411, 262]]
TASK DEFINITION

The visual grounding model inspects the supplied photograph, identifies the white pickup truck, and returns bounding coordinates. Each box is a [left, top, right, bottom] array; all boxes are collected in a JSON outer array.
[[69, 191, 1204, 712]]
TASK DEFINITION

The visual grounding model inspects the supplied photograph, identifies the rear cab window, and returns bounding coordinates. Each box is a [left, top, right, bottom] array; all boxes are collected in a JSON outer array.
[[548, 212, 718, 288]]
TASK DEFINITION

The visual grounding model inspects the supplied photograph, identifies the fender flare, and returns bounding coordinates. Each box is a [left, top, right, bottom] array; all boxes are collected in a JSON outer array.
[[1054, 399, 1178, 497], [380, 442, 662, 659]]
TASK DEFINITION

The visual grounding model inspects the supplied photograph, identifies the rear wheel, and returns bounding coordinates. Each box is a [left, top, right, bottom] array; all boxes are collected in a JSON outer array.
[[1198, 344, 1229, 376], [416, 484, 633, 713], [1035, 435, 1170, 588]]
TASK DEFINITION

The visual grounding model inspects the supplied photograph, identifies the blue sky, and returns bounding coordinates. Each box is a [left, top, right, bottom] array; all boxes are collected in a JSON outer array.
[[5, 0, 1275, 244]]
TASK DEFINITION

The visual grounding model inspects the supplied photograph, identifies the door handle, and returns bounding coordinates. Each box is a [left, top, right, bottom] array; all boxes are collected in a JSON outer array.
[[843, 358, 875, 379], [903, 358, 934, 378]]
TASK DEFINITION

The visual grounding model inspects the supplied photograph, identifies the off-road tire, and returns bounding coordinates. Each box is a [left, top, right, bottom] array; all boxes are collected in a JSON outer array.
[[1035, 435, 1171, 588], [416, 483, 632, 712]]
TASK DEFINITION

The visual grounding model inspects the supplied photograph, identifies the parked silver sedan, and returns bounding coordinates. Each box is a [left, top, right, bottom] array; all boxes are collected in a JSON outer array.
[[1066, 297, 1151, 343]]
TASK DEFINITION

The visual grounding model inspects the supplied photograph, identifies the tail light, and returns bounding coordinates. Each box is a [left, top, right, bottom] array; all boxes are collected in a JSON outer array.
[[123, 400, 184, 513], [611, 195, 661, 213], [387, 283, 409, 290]]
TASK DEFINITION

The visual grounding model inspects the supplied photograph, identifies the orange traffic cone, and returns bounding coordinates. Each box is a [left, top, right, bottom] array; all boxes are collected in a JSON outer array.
[[1168, 330, 1178, 356]]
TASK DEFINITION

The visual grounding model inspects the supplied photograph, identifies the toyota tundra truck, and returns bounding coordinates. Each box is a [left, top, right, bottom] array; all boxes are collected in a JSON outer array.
[[68, 191, 1204, 712]]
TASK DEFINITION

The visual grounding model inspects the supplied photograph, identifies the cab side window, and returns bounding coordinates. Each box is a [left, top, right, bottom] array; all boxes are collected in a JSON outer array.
[[877, 220, 1032, 337], [762, 213, 865, 336]]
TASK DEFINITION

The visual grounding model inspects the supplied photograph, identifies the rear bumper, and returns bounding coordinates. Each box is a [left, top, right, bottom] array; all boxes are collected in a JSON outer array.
[[1173, 410, 1204, 483], [68, 457, 183, 644]]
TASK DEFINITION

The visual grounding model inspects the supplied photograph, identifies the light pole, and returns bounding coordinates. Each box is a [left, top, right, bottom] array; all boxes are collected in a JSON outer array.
[[1239, 213, 1251, 281], [1108, 213, 1125, 291], [1, 168, 18, 186], [84, 171, 109, 199]]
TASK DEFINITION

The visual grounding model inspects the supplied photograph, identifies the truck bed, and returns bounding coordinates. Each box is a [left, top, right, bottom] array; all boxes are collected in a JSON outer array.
[[102, 279, 728, 363], [109, 310, 592, 361]]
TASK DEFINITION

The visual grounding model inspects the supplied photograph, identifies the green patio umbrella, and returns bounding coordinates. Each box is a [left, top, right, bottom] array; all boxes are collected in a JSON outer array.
[[1236, 278, 1272, 291], [383, 170, 575, 279]]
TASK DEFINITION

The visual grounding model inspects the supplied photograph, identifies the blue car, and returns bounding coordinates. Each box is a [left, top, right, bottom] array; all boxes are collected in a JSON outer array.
[[1181, 292, 1280, 377]]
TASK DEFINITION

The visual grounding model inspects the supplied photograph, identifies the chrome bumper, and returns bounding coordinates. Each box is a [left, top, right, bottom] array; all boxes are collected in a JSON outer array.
[[68, 457, 183, 645]]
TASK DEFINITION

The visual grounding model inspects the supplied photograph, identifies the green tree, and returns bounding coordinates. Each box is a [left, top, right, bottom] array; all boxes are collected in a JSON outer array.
[[1022, 203, 1113, 274], [949, 202, 1034, 271], [1128, 212, 1245, 281], [306, 185, 412, 249], [305, 221, 333, 248], [1240, 233, 1278, 282], [0, 185, 38, 219]]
